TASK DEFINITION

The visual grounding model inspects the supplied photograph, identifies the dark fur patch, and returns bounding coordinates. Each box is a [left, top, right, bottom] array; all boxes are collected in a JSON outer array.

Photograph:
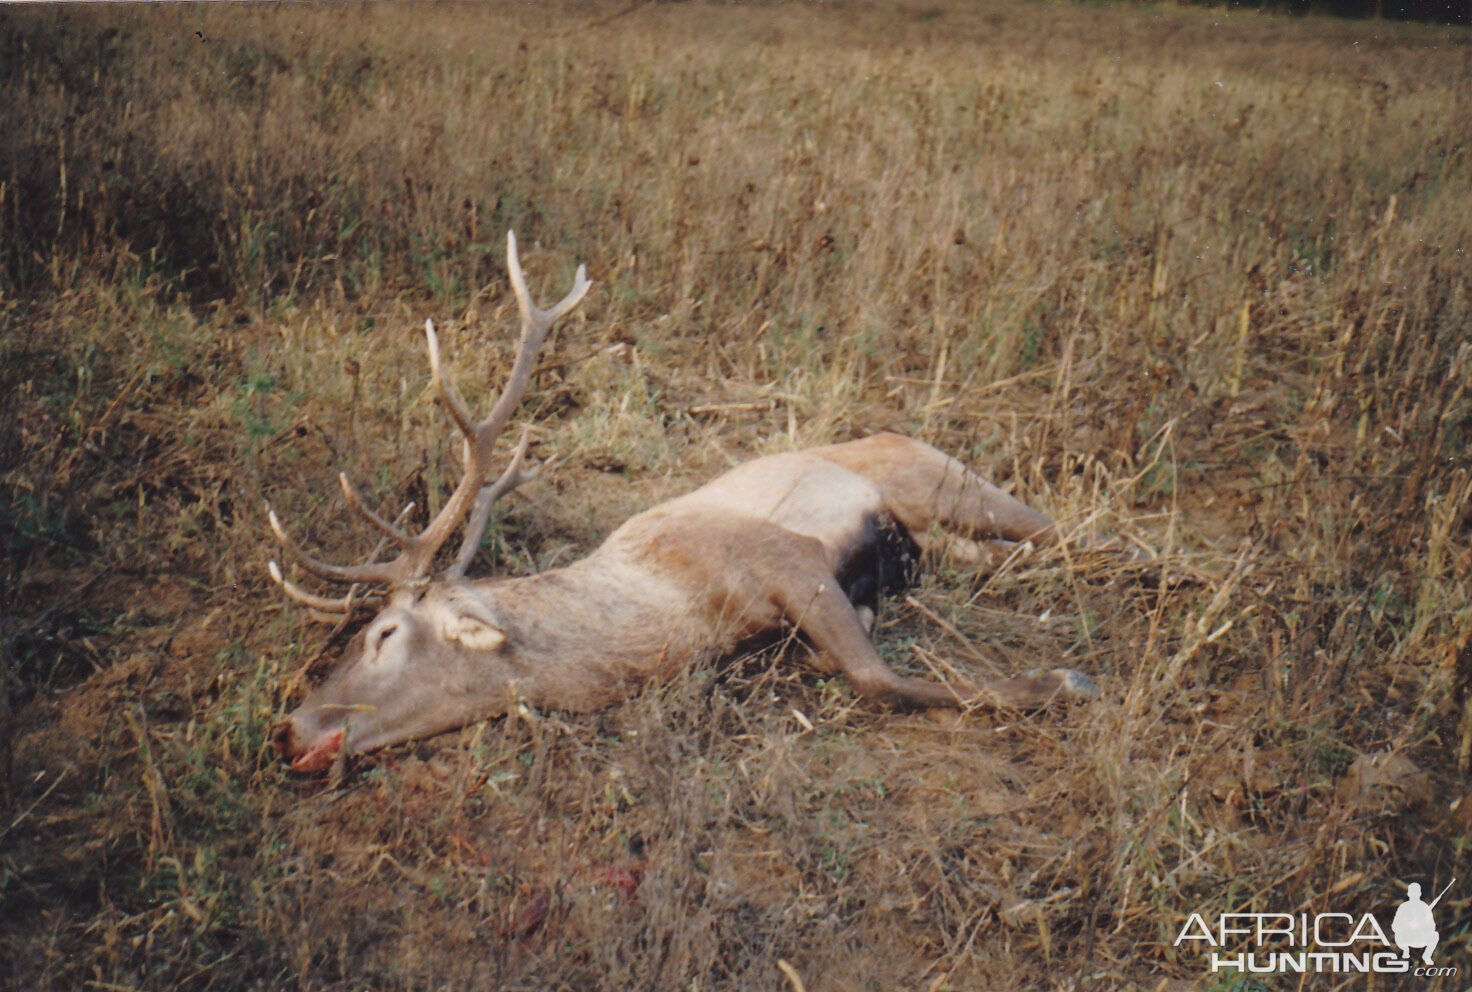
[[835, 513, 920, 609]]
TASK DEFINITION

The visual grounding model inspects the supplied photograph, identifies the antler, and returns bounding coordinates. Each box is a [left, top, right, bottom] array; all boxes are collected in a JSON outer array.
[[268, 231, 591, 604]]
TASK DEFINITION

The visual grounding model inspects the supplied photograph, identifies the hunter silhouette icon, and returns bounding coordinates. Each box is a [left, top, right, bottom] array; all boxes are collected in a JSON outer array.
[[1393, 879, 1454, 965]]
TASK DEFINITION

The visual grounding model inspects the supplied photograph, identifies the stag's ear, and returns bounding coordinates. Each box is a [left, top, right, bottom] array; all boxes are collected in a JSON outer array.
[[444, 613, 507, 652], [433, 587, 509, 651]]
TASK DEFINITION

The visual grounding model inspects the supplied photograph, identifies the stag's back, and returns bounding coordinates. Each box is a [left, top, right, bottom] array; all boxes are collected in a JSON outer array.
[[602, 449, 890, 561]]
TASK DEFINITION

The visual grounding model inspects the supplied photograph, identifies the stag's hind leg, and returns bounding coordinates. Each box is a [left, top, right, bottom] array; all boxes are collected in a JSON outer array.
[[802, 434, 1102, 707], [762, 533, 1095, 711], [813, 433, 1057, 559]]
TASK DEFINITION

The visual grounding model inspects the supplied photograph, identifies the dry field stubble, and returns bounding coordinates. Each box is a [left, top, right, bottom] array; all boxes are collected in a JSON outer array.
[[1, 1, 1469, 989]]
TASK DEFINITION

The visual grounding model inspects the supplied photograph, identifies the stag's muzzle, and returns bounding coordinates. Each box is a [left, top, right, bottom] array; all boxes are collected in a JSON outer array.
[[272, 718, 345, 774]]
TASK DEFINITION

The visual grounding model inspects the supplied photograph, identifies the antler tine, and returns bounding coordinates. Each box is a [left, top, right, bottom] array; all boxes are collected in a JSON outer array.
[[424, 318, 476, 442], [267, 506, 410, 586], [447, 424, 537, 580], [338, 473, 413, 547], [507, 230, 593, 339], [267, 561, 383, 614], [485, 230, 591, 443]]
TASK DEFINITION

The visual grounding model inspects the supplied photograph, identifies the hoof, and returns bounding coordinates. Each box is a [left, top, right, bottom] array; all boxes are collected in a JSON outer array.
[[1031, 667, 1100, 701]]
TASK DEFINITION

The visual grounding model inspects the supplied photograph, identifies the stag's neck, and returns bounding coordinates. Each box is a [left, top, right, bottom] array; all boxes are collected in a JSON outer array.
[[463, 548, 719, 712]]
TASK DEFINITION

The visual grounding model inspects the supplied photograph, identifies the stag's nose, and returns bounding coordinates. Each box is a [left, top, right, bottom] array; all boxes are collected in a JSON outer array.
[[272, 717, 345, 773]]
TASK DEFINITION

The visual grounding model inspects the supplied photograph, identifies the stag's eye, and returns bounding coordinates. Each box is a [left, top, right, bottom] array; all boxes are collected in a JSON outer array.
[[376, 625, 398, 647]]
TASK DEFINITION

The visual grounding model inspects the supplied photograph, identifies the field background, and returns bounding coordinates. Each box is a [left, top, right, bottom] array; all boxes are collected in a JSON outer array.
[[2, 1, 1470, 989]]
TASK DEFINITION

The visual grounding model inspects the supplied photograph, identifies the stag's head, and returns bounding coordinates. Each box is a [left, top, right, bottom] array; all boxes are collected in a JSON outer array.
[[267, 232, 590, 772], [270, 584, 524, 772]]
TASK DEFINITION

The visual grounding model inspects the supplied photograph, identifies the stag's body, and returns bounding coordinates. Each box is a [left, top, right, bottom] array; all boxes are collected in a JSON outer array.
[[276, 434, 1095, 771], [270, 234, 1101, 773]]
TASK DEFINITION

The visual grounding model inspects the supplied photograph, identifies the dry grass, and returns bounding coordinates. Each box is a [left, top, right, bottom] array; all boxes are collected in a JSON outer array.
[[2, 1, 1470, 989]]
